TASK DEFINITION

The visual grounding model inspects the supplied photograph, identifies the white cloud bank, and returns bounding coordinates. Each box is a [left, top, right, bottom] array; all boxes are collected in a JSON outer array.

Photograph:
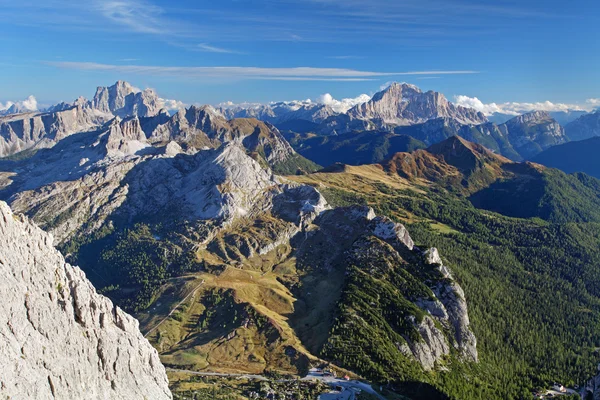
[[317, 93, 371, 113], [586, 98, 600, 108], [0, 95, 38, 112], [158, 98, 187, 113], [454, 95, 597, 116]]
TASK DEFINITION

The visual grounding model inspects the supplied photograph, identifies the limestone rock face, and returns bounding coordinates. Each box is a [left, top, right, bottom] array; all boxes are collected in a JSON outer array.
[[370, 215, 415, 250], [349, 82, 487, 127], [272, 184, 329, 228], [0, 201, 171, 400], [5, 137, 279, 243], [424, 248, 478, 362], [0, 105, 112, 157], [584, 370, 600, 400], [119, 142, 277, 224], [398, 316, 451, 371], [92, 80, 161, 118]]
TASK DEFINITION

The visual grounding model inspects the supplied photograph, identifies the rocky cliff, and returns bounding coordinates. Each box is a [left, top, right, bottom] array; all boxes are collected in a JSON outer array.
[[348, 82, 487, 127], [0, 105, 112, 158], [92, 80, 162, 118], [0, 201, 171, 399]]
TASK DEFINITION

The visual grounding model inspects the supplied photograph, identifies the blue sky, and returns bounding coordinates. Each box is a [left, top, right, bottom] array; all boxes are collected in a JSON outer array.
[[0, 0, 599, 111]]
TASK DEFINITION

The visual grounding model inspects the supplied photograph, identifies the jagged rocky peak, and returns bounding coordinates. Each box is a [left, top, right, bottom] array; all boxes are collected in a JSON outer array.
[[92, 80, 161, 118], [185, 104, 230, 136], [0, 201, 172, 399], [104, 116, 150, 156], [272, 184, 329, 226], [348, 82, 488, 126]]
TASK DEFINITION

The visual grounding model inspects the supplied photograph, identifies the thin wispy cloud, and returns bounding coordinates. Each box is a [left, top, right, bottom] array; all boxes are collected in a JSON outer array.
[[197, 43, 243, 54], [0, 0, 568, 48], [45, 61, 479, 81], [96, 0, 167, 34]]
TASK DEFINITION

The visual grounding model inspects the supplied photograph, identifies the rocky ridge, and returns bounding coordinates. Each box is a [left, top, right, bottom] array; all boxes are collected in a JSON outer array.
[[291, 205, 477, 371], [0, 105, 112, 158], [348, 82, 487, 127], [92, 80, 162, 118], [0, 201, 171, 399]]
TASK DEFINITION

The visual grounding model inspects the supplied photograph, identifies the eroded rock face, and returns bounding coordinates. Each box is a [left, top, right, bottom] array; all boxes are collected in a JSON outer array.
[[0, 105, 112, 158], [424, 248, 478, 362], [92, 80, 161, 118], [6, 138, 280, 243], [0, 201, 171, 399], [370, 215, 415, 250], [349, 82, 487, 127], [272, 184, 329, 227], [398, 316, 451, 371]]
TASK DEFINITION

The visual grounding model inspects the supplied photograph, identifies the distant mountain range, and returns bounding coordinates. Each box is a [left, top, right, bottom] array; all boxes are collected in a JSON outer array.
[[488, 110, 588, 125], [531, 136, 600, 179], [3, 80, 598, 164], [565, 110, 600, 141], [234, 83, 575, 161]]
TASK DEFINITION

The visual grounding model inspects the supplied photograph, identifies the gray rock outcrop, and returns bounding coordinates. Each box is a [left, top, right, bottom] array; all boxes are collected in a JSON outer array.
[[423, 248, 478, 362], [0, 201, 172, 399], [398, 316, 451, 371], [0, 105, 112, 158], [92, 80, 161, 118]]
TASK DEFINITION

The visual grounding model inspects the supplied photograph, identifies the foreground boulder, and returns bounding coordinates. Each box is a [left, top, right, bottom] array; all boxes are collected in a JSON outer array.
[[0, 201, 172, 399]]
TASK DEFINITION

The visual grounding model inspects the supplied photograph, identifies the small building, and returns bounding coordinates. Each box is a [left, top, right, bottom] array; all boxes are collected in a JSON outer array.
[[343, 375, 351, 381], [552, 384, 566, 393]]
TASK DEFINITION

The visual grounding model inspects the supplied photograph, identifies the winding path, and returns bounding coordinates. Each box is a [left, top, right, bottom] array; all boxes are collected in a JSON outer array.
[[143, 281, 204, 337]]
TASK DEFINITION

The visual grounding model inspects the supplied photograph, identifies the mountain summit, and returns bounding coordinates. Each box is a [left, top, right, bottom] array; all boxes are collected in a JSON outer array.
[[92, 80, 162, 118], [348, 82, 488, 126]]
